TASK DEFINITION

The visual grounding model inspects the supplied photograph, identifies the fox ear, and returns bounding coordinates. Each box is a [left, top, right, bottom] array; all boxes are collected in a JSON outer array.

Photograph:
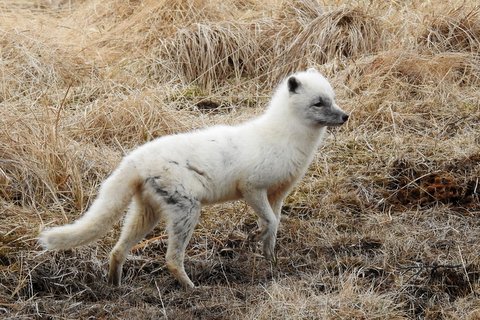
[[307, 67, 318, 73], [287, 76, 300, 93]]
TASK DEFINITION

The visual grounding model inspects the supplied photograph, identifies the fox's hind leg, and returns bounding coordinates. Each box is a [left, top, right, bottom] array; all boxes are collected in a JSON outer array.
[[108, 194, 161, 286], [164, 201, 201, 288], [145, 176, 201, 288]]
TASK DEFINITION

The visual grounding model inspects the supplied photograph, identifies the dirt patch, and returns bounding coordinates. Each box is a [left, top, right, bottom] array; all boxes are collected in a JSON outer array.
[[398, 262, 478, 318], [387, 154, 479, 207]]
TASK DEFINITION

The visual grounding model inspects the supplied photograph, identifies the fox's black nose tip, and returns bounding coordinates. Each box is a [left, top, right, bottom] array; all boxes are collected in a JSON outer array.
[[342, 114, 349, 122]]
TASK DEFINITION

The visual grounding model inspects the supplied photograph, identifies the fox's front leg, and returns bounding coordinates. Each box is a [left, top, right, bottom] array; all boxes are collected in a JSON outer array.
[[268, 188, 290, 221], [242, 188, 278, 262]]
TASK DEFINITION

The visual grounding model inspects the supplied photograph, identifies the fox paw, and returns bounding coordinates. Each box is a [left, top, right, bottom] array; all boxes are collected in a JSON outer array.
[[248, 227, 266, 242]]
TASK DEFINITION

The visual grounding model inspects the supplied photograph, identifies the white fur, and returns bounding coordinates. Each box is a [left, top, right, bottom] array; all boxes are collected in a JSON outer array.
[[39, 69, 348, 288]]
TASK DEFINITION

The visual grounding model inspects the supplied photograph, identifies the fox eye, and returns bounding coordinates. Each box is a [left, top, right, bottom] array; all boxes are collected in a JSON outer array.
[[312, 98, 324, 107]]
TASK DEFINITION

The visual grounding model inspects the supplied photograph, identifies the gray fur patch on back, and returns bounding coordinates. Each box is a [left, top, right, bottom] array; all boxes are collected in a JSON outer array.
[[186, 161, 207, 178], [146, 176, 199, 212]]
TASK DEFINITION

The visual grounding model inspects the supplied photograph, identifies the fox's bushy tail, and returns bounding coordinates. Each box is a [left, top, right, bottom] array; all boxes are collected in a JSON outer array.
[[39, 159, 141, 250]]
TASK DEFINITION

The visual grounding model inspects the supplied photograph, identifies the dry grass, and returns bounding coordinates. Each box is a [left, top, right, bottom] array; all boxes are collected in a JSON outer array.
[[274, 5, 387, 77], [418, 6, 480, 54], [159, 21, 269, 90], [1, 0, 479, 319]]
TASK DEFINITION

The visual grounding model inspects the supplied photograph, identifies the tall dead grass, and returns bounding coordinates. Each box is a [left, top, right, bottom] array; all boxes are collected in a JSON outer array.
[[342, 51, 480, 99], [274, 5, 386, 77], [159, 21, 270, 89], [0, 104, 118, 213], [70, 0, 269, 57], [419, 6, 480, 54], [0, 29, 92, 101], [67, 91, 192, 148], [155, 2, 386, 89]]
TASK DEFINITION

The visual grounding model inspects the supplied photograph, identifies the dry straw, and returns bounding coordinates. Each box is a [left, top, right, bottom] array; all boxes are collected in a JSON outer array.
[[159, 21, 269, 89], [419, 6, 480, 53], [355, 51, 480, 87], [272, 5, 386, 78], [0, 29, 90, 100], [155, 3, 386, 88]]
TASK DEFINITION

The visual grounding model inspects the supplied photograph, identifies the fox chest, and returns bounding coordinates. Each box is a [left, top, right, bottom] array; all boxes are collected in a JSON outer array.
[[255, 149, 313, 190]]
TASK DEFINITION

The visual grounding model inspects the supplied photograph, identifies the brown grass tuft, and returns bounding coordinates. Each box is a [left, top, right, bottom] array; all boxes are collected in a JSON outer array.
[[0, 105, 117, 212], [362, 51, 480, 86], [159, 21, 269, 89], [386, 155, 480, 207], [274, 5, 386, 77], [67, 92, 190, 148], [419, 6, 480, 53], [278, 0, 324, 24], [0, 29, 93, 101], [75, 0, 257, 55]]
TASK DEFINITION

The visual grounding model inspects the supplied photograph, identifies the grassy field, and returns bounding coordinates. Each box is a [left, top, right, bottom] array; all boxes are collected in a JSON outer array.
[[1, 0, 479, 318]]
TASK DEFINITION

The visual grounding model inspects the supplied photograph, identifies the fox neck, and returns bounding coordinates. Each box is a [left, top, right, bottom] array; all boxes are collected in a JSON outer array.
[[263, 98, 326, 144], [255, 111, 326, 178]]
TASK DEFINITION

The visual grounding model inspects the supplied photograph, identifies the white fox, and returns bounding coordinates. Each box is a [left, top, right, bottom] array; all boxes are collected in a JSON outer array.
[[39, 68, 349, 288]]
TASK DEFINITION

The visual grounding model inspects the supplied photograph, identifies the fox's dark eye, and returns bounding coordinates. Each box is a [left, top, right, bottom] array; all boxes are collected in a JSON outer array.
[[312, 98, 324, 107]]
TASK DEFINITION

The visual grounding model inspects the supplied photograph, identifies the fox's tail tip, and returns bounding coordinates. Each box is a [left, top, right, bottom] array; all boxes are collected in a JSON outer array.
[[37, 228, 69, 250], [37, 229, 54, 250]]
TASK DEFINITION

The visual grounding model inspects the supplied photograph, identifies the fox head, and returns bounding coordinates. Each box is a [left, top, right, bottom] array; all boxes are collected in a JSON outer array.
[[285, 68, 349, 127]]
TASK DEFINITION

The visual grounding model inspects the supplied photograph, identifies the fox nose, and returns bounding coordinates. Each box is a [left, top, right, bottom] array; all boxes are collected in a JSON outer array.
[[342, 114, 349, 122]]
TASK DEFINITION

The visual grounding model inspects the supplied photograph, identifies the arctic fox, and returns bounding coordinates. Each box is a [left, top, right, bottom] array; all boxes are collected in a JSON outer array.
[[39, 68, 349, 288]]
